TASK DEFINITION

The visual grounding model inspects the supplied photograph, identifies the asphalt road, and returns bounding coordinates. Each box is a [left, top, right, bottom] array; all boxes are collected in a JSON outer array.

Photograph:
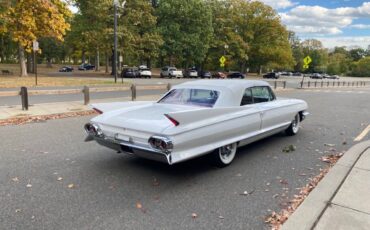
[[1, 88, 370, 229], [1, 76, 364, 106]]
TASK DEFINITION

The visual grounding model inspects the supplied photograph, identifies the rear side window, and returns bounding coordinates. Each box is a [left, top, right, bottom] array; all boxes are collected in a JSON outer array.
[[241, 88, 253, 106], [251, 87, 275, 103]]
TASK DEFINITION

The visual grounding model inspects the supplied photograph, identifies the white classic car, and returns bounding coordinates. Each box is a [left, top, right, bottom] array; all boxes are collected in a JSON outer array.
[[84, 80, 308, 167]]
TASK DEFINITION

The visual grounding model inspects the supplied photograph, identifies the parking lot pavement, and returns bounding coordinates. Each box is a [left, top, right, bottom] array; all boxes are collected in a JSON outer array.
[[0, 89, 369, 229]]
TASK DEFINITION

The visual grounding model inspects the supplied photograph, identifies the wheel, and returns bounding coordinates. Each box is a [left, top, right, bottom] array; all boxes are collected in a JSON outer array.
[[285, 114, 300, 136], [211, 143, 237, 167]]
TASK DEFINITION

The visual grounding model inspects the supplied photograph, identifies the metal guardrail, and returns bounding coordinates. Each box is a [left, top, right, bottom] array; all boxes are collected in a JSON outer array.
[[0, 83, 172, 111], [1, 80, 368, 111], [300, 81, 368, 88]]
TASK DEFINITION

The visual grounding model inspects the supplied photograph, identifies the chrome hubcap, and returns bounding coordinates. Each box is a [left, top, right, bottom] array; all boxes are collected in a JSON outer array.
[[219, 143, 236, 164], [292, 115, 300, 133]]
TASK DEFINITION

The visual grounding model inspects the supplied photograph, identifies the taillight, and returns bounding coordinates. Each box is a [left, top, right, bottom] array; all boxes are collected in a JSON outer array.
[[148, 135, 173, 153], [164, 114, 179, 126]]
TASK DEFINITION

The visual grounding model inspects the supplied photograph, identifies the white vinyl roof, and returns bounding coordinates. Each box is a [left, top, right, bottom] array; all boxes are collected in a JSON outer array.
[[172, 80, 271, 107]]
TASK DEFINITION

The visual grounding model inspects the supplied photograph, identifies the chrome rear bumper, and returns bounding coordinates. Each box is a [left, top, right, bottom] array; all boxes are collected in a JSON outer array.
[[87, 135, 172, 164]]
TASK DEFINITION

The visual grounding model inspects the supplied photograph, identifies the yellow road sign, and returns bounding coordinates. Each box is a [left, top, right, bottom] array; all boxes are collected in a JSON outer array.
[[303, 56, 312, 69], [219, 56, 226, 67]]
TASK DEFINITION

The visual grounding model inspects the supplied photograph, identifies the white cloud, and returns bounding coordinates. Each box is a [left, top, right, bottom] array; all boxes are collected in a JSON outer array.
[[256, 0, 297, 9], [350, 24, 370, 29], [314, 36, 370, 49], [280, 2, 370, 36]]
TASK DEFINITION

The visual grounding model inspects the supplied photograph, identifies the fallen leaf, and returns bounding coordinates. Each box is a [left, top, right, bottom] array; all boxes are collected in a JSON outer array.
[[11, 177, 19, 182], [273, 194, 279, 199], [282, 145, 296, 153], [191, 213, 198, 218], [279, 179, 288, 185], [57, 177, 63, 181], [219, 215, 224, 219], [152, 178, 160, 186], [136, 202, 142, 209], [324, 143, 335, 147], [15, 209, 21, 213], [67, 184, 75, 189], [26, 183, 32, 188]]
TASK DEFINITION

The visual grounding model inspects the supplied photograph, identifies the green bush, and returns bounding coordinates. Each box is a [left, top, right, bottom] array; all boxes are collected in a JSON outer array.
[[351, 57, 370, 77]]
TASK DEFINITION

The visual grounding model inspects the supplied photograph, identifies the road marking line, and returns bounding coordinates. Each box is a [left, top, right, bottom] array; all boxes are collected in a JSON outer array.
[[354, 125, 370, 142]]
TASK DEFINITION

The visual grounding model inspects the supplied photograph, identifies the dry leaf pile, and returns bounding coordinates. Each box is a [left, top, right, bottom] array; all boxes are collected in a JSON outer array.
[[265, 152, 343, 230], [0, 110, 97, 126]]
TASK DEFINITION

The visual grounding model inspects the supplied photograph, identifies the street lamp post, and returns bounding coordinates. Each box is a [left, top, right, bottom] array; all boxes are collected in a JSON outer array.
[[113, 0, 118, 83], [113, 0, 126, 83]]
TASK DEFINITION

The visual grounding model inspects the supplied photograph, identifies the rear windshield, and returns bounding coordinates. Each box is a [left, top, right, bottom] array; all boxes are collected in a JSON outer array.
[[158, 88, 219, 107]]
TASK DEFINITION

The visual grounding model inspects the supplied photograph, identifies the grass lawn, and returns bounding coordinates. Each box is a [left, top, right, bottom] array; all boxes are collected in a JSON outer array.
[[0, 76, 119, 88], [0, 64, 128, 88]]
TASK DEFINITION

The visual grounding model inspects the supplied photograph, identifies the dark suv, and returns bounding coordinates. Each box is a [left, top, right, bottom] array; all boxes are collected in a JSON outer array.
[[263, 72, 280, 79], [121, 67, 140, 78]]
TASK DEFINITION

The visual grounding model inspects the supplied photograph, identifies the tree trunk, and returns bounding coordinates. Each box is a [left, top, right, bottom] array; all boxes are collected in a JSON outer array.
[[146, 58, 151, 69], [82, 51, 86, 64], [95, 49, 100, 72], [46, 58, 52, 68], [26, 53, 34, 73], [19, 45, 28, 77], [105, 52, 109, 74], [0, 36, 4, 63]]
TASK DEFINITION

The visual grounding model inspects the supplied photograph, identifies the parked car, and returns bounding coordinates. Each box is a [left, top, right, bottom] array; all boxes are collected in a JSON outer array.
[[263, 72, 280, 79], [59, 66, 74, 72], [310, 73, 323, 79], [292, 72, 302, 77], [121, 67, 140, 78], [280, 72, 292, 76], [78, 63, 95, 71], [212, 72, 227, 79], [227, 72, 246, 79], [138, 68, 152, 78], [200, 70, 212, 78], [184, 69, 198, 78], [323, 74, 339, 80], [84, 80, 309, 167], [160, 66, 183, 78]]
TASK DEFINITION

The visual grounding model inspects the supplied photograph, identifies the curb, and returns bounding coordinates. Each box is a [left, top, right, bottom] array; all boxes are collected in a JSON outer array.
[[282, 140, 370, 230]]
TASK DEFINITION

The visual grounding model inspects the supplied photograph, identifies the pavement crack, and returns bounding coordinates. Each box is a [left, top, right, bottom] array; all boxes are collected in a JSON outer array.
[[330, 203, 370, 216]]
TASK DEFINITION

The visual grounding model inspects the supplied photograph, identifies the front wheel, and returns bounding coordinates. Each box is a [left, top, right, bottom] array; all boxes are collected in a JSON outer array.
[[211, 143, 237, 167], [285, 114, 300, 136]]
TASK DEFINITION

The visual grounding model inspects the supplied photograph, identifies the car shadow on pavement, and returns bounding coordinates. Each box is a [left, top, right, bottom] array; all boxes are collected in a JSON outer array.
[[91, 132, 289, 180]]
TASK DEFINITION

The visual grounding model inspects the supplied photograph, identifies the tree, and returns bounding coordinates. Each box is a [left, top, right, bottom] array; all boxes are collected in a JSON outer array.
[[351, 57, 370, 77], [349, 48, 366, 62], [301, 39, 328, 73], [204, 0, 294, 72], [327, 53, 349, 75], [0, 0, 71, 76], [157, 0, 213, 67], [120, 0, 163, 67]]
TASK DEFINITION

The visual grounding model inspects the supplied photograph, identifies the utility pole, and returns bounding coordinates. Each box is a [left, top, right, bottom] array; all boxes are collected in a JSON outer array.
[[113, 0, 118, 83], [113, 0, 126, 83]]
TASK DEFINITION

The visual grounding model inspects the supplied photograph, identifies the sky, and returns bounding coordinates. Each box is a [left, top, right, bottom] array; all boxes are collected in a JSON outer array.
[[259, 0, 370, 49], [67, 0, 370, 49]]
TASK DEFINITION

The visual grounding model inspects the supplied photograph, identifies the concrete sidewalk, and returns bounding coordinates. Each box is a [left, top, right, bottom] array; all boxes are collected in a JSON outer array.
[[282, 140, 370, 230], [0, 95, 160, 120]]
